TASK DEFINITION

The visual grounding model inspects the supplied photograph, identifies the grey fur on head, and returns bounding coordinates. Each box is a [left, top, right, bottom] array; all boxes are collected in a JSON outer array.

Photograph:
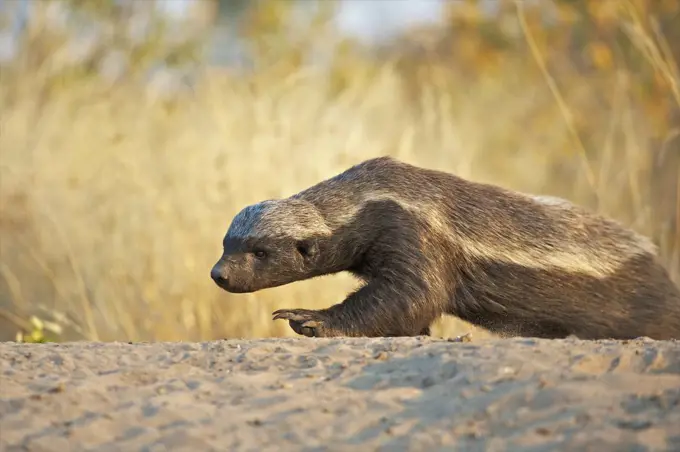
[[226, 199, 331, 242]]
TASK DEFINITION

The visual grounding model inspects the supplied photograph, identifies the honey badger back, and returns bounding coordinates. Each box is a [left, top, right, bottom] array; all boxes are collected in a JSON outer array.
[[211, 156, 680, 339]]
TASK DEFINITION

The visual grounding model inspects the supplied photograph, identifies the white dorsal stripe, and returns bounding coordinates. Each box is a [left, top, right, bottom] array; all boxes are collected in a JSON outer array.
[[324, 190, 655, 279]]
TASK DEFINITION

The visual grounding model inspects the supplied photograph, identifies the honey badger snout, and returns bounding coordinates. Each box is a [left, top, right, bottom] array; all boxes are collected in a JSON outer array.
[[210, 255, 257, 294]]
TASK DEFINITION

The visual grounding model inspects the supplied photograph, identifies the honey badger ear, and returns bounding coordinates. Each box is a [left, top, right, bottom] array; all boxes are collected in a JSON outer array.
[[296, 239, 318, 258]]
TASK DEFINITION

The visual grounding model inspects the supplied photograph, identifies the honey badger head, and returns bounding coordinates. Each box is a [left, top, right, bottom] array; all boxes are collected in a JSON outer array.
[[210, 198, 331, 293]]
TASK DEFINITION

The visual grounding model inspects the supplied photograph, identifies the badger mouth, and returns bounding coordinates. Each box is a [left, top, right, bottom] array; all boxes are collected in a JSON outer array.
[[221, 285, 253, 294], [213, 277, 256, 294]]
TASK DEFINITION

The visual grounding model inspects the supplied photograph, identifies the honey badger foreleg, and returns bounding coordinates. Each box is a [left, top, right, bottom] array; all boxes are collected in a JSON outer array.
[[272, 278, 440, 337]]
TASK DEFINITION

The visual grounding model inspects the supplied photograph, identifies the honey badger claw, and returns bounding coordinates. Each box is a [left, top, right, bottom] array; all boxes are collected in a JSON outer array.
[[273, 309, 325, 337]]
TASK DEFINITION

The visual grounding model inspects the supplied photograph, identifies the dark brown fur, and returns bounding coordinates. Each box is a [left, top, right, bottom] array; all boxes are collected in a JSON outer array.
[[211, 157, 680, 340]]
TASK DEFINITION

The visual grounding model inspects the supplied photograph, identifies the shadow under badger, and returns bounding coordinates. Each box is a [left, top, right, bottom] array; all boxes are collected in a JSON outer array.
[[211, 157, 680, 340]]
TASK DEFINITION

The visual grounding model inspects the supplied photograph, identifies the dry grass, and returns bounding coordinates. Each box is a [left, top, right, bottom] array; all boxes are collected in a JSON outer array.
[[0, 0, 678, 342]]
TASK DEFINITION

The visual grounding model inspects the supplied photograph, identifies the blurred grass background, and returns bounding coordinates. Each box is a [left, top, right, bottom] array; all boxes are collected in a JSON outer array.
[[0, 0, 678, 343]]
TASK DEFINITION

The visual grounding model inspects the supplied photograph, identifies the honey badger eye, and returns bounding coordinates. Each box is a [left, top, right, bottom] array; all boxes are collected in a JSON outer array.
[[253, 250, 267, 259]]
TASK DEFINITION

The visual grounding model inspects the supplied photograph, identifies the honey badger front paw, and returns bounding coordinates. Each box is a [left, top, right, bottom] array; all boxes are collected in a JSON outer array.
[[272, 309, 332, 337]]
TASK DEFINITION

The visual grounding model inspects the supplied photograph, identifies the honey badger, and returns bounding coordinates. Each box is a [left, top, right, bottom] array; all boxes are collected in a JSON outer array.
[[210, 156, 680, 339]]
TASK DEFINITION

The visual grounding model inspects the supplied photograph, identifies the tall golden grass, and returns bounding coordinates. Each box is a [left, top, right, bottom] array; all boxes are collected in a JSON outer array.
[[1, 0, 678, 342]]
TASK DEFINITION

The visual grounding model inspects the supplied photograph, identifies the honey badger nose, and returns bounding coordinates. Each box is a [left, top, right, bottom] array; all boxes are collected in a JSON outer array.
[[210, 264, 228, 284]]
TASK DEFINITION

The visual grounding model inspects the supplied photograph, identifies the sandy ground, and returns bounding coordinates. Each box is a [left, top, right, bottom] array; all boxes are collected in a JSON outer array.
[[1, 336, 680, 452]]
